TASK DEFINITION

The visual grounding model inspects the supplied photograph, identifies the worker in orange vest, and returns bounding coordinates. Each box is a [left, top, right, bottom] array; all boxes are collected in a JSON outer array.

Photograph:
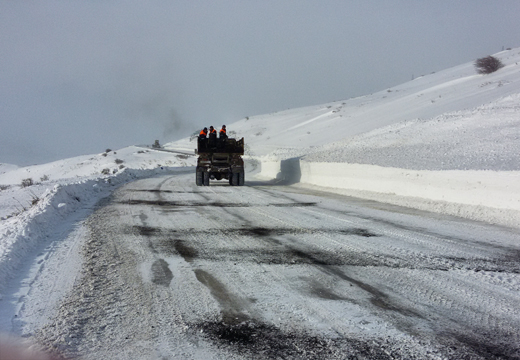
[[208, 126, 217, 147], [198, 127, 208, 150], [199, 127, 208, 139], [219, 125, 227, 139]]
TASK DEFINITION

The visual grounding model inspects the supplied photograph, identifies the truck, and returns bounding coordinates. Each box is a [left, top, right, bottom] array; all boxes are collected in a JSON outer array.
[[195, 135, 245, 186]]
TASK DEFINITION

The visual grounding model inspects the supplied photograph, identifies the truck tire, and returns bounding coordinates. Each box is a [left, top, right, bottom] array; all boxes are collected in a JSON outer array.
[[238, 171, 245, 186], [196, 170, 203, 186], [203, 171, 210, 186], [230, 172, 239, 186]]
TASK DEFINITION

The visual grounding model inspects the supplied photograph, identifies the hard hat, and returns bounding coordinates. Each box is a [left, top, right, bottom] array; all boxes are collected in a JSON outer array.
[[222, 125, 226, 128], [203, 127, 207, 131]]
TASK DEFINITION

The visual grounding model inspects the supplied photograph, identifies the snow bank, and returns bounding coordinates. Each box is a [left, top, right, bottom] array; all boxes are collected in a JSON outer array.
[[256, 159, 520, 228], [0, 166, 190, 290], [304, 93, 520, 171]]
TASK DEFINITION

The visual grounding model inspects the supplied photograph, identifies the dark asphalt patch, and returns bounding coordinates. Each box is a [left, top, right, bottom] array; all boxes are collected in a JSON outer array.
[[173, 240, 198, 263], [193, 321, 394, 360], [318, 265, 425, 321], [338, 228, 378, 237], [149, 239, 399, 268], [127, 189, 201, 194], [269, 202, 317, 207], [194, 270, 250, 324], [130, 225, 380, 239], [120, 200, 192, 206], [448, 331, 520, 360], [135, 225, 159, 236], [151, 258, 173, 286], [118, 199, 316, 208], [130, 227, 520, 273], [130, 189, 174, 193], [241, 227, 272, 237], [231, 226, 379, 238], [309, 283, 350, 301]]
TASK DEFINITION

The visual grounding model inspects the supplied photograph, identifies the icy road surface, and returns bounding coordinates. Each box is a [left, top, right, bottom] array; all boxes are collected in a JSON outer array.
[[34, 173, 520, 359]]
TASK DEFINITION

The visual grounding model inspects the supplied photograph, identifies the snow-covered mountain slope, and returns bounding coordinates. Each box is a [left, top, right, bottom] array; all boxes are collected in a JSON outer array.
[[306, 93, 520, 170], [0, 164, 18, 176], [165, 48, 520, 229], [168, 48, 520, 166]]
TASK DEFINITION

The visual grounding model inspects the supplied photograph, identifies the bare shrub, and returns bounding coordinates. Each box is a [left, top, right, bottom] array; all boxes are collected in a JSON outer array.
[[40, 174, 49, 182], [30, 191, 40, 206], [21, 178, 34, 188], [474, 56, 504, 74], [101, 168, 110, 175], [114, 159, 124, 164], [105, 148, 112, 153]]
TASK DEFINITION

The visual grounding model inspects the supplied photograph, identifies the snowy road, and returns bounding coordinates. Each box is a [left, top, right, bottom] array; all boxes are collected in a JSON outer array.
[[35, 173, 520, 359]]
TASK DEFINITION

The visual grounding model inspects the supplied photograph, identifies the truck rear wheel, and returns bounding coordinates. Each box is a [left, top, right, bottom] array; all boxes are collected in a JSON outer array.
[[203, 171, 210, 186], [238, 171, 245, 186], [196, 170, 203, 186], [230, 172, 239, 186]]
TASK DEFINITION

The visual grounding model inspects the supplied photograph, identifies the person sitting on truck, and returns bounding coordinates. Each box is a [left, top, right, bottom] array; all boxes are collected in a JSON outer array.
[[208, 126, 217, 147], [198, 127, 208, 150], [219, 125, 227, 139]]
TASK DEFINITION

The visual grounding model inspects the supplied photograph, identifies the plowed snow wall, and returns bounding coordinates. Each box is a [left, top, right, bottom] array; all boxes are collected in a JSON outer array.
[[257, 159, 520, 228]]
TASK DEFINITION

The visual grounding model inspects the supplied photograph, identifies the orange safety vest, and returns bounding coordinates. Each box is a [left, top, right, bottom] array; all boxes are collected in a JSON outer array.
[[199, 129, 207, 137], [209, 128, 217, 134], [219, 128, 226, 136]]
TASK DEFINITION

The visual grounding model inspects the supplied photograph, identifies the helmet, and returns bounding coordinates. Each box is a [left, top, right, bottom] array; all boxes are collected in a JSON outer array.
[[209, 126, 214, 129], [222, 125, 226, 128], [203, 127, 207, 131]]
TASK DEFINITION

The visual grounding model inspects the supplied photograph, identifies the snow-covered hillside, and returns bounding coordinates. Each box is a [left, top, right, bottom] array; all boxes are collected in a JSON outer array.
[[164, 48, 520, 228], [305, 94, 520, 171], [170, 48, 520, 162]]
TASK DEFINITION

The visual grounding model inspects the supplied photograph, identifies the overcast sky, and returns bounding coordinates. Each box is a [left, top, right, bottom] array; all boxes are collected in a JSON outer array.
[[1, 0, 519, 166]]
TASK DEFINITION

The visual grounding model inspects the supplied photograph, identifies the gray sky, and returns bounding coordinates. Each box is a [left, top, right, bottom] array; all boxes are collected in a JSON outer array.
[[1, 0, 519, 166]]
